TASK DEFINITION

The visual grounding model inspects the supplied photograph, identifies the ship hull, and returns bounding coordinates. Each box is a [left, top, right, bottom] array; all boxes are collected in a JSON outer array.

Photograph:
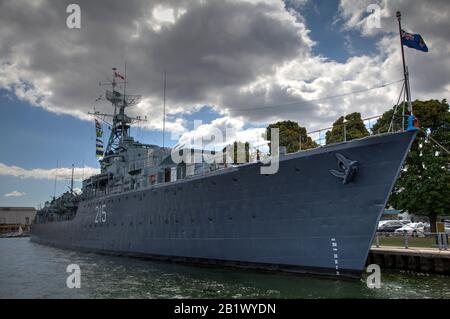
[[31, 131, 416, 278]]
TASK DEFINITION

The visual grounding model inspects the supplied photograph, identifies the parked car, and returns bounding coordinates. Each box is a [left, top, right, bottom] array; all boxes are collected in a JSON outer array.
[[378, 220, 394, 228], [378, 220, 410, 232], [394, 222, 430, 237]]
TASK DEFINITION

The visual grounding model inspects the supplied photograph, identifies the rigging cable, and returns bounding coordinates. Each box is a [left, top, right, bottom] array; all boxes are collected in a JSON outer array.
[[388, 80, 405, 133], [420, 128, 450, 155], [234, 79, 404, 112]]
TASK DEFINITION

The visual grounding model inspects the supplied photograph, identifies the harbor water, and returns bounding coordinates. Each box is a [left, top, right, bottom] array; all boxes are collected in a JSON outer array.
[[0, 238, 449, 299]]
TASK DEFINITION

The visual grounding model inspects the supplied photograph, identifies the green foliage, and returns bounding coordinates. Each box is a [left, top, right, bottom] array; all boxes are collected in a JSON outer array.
[[370, 103, 405, 134], [325, 112, 370, 144], [223, 141, 250, 164], [266, 120, 317, 153], [374, 100, 450, 231]]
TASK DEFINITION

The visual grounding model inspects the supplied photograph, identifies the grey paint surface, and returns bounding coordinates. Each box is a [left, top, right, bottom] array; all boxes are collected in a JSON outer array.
[[31, 131, 416, 278]]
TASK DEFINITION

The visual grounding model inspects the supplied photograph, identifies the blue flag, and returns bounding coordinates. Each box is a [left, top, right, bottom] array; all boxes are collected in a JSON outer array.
[[401, 30, 428, 52]]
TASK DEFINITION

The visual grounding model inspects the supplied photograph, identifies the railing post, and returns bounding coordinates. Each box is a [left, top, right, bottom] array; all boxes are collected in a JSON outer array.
[[375, 232, 380, 248], [403, 231, 409, 249], [343, 123, 346, 142], [437, 232, 443, 250]]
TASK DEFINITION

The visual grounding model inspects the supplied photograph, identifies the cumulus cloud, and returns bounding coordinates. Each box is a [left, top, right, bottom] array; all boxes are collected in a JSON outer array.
[[336, 0, 450, 102], [174, 116, 267, 151], [4, 190, 26, 197], [0, 163, 100, 181], [0, 0, 312, 128], [0, 0, 448, 137]]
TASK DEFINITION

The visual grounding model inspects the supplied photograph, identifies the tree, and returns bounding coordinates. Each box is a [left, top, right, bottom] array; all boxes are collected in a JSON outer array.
[[373, 99, 450, 232], [325, 112, 370, 144], [223, 141, 250, 164], [371, 101, 410, 134], [266, 120, 317, 153]]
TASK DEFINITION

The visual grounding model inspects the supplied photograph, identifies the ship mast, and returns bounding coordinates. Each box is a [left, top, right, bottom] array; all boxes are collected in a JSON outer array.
[[89, 67, 145, 156]]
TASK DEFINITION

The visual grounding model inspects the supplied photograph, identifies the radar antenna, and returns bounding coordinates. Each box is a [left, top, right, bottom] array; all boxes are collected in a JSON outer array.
[[89, 67, 146, 156]]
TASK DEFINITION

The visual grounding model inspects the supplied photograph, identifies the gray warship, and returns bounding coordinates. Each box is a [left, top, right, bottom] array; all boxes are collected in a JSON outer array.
[[31, 69, 417, 278]]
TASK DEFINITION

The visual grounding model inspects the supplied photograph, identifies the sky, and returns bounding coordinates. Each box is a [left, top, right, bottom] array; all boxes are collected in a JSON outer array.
[[0, 0, 449, 207]]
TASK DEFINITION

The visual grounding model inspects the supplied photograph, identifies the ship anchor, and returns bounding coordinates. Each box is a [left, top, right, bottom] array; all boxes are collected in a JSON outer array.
[[329, 153, 358, 184]]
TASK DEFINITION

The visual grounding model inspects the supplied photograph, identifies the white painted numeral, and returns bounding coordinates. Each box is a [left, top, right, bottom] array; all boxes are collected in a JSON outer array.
[[94, 204, 107, 223], [101, 204, 106, 222]]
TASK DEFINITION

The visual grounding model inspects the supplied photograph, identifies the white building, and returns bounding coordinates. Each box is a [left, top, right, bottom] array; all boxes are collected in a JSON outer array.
[[0, 207, 36, 234]]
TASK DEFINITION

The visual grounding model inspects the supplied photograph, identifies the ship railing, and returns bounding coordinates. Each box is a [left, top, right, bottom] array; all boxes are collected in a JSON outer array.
[[225, 114, 404, 160], [304, 114, 389, 148], [93, 113, 404, 193], [373, 231, 449, 250]]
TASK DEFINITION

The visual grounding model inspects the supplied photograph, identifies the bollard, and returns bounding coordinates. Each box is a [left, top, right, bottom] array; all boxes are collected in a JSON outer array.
[[403, 231, 409, 249], [343, 123, 347, 142], [375, 232, 380, 248], [437, 233, 443, 251], [438, 233, 448, 251]]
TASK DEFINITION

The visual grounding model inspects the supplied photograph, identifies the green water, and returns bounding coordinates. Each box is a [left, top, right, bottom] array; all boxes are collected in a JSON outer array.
[[0, 238, 449, 299]]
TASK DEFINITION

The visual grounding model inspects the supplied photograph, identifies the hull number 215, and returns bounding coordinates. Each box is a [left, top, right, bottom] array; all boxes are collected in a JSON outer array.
[[94, 204, 107, 223]]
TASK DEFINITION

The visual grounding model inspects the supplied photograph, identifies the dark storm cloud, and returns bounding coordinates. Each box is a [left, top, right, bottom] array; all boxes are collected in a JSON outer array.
[[0, 0, 313, 126], [1, 0, 448, 133]]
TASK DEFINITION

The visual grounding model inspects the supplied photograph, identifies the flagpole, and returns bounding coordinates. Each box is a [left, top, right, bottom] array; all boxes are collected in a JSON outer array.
[[162, 69, 166, 148], [396, 11, 413, 114]]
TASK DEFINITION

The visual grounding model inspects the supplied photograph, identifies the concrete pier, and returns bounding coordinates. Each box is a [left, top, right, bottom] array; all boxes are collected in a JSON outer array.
[[368, 246, 450, 275]]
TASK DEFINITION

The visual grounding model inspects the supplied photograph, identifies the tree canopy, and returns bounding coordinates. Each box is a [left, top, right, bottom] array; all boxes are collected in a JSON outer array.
[[374, 99, 450, 231], [266, 120, 317, 153], [325, 112, 370, 144]]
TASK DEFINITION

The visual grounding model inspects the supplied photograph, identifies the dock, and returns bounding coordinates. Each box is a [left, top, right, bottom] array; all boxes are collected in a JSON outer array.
[[368, 246, 450, 275]]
